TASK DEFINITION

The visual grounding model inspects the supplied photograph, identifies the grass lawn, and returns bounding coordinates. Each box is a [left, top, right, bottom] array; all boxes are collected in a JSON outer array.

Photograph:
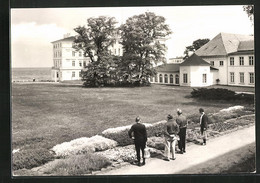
[[12, 83, 254, 151]]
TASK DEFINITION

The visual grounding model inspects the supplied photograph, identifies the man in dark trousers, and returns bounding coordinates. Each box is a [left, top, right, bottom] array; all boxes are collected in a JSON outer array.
[[199, 108, 208, 145], [128, 117, 147, 166], [176, 109, 187, 154]]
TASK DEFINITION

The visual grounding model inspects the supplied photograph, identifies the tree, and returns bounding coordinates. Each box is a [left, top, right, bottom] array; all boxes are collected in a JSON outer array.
[[243, 5, 254, 24], [119, 12, 172, 85], [183, 38, 210, 59], [73, 16, 118, 86]]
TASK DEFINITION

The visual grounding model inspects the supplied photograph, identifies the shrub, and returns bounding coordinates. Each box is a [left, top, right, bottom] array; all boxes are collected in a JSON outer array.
[[147, 137, 165, 150], [96, 145, 137, 162], [190, 88, 254, 102], [43, 153, 111, 175], [101, 123, 153, 146], [13, 148, 55, 170], [52, 135, 118, 157]]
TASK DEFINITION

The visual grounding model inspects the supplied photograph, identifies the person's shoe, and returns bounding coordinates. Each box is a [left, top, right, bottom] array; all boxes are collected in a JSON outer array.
[[142, 161, 145, 165], [183, 150, 186, 153], [163, 158, 170, 161], [137, 162, 141, 166], [170, 157, 176, 160]]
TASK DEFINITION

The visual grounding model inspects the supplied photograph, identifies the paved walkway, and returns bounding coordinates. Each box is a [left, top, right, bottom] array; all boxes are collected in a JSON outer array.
[[97, 125, 255, 175]]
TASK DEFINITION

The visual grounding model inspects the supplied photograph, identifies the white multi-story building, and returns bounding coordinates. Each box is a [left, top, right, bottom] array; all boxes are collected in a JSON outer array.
[[51, 35, 123, 82], [51, 35, 90, 82], [150, 32, 254, 87]]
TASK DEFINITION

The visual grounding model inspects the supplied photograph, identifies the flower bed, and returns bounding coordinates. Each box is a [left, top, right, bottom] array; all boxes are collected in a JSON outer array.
[[52, 135, 118, 157], [101, 122, 164, 146]]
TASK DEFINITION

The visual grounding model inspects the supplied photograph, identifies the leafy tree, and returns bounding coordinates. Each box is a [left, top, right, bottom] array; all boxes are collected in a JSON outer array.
[[243, 5, 254, 24], [73, 16, 118, 86], [183, 38, 210, 59], [119, 12, 172, 85]]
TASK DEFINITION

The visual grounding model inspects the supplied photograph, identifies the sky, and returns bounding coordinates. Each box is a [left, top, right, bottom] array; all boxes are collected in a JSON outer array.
[[11, 5, 254, 68]]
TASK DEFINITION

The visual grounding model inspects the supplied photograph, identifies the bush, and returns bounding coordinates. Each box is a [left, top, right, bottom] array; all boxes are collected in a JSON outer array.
[[101, 122, 165, 146], [52, 135, 118, 157], [13, 148, 55, 170], [43, 153, 111, 175], [147, 137, 165, 150], [191, 88, 254, 103]]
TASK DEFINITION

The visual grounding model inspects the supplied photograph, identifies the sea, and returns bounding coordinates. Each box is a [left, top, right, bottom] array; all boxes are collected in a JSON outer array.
[[12, 67, 52, 82]]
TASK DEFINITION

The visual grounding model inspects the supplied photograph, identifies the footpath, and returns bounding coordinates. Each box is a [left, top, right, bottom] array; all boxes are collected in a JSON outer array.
[[97, 125, 255, 175]]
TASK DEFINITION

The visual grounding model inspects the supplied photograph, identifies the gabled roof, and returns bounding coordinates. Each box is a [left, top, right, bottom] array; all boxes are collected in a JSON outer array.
[[180, 53, 210, 66], [195, 32, 254, 56], [154, 63, 180, 72], [51, 36, 75, 43]]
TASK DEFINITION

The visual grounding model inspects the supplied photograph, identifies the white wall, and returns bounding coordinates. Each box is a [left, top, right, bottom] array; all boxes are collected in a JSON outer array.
[[201, 56, 228, 85], [227, 54, 254, 87]]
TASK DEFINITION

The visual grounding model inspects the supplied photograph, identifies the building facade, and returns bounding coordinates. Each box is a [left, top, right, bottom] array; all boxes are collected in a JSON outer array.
[[51, 35, 123, 82], [150, 32, 254, 87]]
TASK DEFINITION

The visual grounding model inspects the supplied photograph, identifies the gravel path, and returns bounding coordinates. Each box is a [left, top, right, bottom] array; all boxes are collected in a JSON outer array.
[[97, 125, 255, 175]]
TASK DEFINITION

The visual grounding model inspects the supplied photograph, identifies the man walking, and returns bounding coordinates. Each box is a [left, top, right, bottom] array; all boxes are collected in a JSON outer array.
[[164, 114, 180, 161], [199, 108, 208, 145], [176, 109, 187, 153], [128, 117, 147, 166]]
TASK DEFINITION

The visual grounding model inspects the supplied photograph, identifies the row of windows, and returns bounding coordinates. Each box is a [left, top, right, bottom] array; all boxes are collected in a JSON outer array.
[[210, 56, 254, 67], [152, 73, 207, 84], [72, 51, 82, 57], [151, 74, 179, 84], [53, 42, 62, 49], [54, 51, 62, 58], [54, 60, 62, 68], [230, 72, 254, 84], [72, 60, 88, 67]]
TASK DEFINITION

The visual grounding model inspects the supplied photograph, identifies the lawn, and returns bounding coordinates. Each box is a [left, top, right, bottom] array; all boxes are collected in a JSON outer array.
[[12, 83, 254, 151]]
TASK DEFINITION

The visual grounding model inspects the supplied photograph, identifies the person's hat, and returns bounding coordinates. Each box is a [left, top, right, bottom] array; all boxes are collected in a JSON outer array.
[[177, 108, 182, 114], [167, 114, 173, 119]]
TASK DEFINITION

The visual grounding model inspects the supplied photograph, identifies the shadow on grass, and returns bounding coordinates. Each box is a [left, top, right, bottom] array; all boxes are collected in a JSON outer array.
[[175, 142, 255, 174]]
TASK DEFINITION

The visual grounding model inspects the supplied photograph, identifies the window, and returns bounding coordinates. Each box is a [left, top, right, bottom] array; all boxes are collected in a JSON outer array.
[[239, 72, 244, 83], [210, 61, 214, 66], [79, 51, 82, 57], [159, 74, 163, 83], [72, 61, 75, 66], [72, 51, 75, 57], [164, 74, 168, 83], [175, 75, 179, 84], [118, 48, 120, 55], [150, 77, 153, 82], [219, 61, 224, 66], [83, 61, 86, 67], [202, 74, 207, 83], [170, 74, 173, 83], [230, 72, 235, 83], [72, 71, 75, 77], [155, 74, 158, 82], [249, 73, 254, 84], [230, 57, 234, 66], [239, 57, 244, 65], [79, 61, 82, 67], [183, 73, 188, 83], [249, 56, 254, 65]]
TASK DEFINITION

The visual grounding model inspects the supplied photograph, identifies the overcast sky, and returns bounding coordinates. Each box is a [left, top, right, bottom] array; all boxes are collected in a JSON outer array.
[[11, 5, 253, 68]]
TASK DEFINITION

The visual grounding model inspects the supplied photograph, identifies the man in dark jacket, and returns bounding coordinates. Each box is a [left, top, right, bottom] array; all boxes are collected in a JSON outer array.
[[128, 117, 147, 166], [176, 109, 187, 153], [164, 114, 180, 161], [199, 108, 208, 145]]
